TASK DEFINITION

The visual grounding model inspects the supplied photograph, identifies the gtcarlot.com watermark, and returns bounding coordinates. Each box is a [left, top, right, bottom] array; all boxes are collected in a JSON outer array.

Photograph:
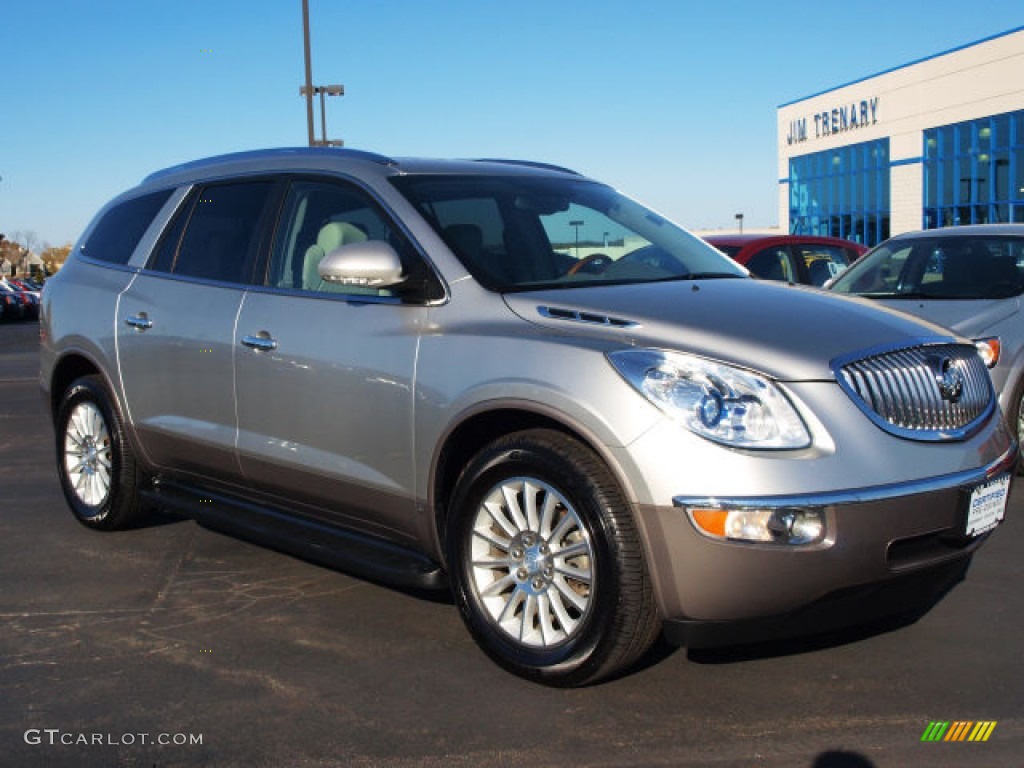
[[25, 729, 203, 747]]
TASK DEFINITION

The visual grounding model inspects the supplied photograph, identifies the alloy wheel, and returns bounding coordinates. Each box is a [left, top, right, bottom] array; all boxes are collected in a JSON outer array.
[[468, 477, 595, 648], [63, 401, 113, 509]]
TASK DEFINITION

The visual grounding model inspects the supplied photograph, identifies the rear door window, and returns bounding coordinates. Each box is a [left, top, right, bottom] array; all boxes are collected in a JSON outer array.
[[149, 181, 276, 283]]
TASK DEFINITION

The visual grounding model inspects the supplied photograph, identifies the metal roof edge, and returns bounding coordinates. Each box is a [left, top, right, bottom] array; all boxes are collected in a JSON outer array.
[[142, 147, 396, 184], [777, 25, 1024, 109]]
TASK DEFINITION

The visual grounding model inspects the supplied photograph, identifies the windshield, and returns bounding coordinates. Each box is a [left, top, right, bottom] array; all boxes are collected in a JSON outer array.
[[392, 175, 747, 291], [830, 233, 1024, 300]]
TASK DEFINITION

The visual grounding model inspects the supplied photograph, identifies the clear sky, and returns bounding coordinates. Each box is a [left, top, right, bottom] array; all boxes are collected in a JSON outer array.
[[2, 1, 1022, 248]]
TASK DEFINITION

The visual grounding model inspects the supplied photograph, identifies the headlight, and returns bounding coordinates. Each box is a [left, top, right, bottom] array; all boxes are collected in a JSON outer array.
[[608, 349, 811, 449]]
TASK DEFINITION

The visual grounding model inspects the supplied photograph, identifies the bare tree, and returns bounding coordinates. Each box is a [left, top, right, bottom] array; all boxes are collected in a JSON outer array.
[[9, 230, 41, 255]]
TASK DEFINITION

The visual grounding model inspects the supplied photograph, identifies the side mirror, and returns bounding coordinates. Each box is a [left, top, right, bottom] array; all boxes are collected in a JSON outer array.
[[318, 241, 405, 288]]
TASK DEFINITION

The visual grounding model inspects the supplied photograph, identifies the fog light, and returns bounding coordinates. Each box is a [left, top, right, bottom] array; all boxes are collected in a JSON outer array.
[[688, 506, 825, 545]]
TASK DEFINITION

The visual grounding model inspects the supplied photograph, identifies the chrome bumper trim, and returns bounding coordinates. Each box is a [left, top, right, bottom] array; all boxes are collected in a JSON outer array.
[[673, 444, 1017, 510]]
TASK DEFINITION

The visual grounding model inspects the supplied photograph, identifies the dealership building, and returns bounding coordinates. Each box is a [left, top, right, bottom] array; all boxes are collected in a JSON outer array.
[[777, 25, 1024, 247]]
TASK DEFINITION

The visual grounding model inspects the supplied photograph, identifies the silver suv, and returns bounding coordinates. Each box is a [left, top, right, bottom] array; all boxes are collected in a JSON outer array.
[[829, 224, 1024, 470], [41, 148, 1014, 686]]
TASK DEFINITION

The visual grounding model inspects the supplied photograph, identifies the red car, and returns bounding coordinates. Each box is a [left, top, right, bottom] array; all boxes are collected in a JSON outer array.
[[704, 234, 866, 287]]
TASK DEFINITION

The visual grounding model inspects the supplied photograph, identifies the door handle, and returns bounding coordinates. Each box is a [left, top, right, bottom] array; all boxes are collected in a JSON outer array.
[[125, 313, 153, 331], [241, 334, 278, 352]]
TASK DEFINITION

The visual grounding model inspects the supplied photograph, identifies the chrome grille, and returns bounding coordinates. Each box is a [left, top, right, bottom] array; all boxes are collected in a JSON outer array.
[[835, 343, 993, 441]]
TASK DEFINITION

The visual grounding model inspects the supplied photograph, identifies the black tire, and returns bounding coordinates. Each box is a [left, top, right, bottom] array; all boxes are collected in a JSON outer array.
[[1010, 378, 1024, 476], [55, 375, 149, 530], [446, 429, 660, 686]]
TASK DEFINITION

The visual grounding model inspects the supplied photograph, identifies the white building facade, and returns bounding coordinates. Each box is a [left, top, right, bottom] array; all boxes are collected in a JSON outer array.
[[778, 26, 1024, 247]]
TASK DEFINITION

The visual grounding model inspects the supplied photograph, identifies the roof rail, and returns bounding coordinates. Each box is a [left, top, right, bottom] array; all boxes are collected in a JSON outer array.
[[142, 147, 397, 183], [474, 158, 581, 176]]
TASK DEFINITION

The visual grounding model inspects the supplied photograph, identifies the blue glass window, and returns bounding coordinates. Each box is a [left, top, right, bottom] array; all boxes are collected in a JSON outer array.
[[923, 108, 1024, 228], [789, 139, 890, 246]]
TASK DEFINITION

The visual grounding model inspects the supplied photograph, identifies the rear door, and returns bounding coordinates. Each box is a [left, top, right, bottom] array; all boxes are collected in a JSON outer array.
[[116, 179, 278, 482]]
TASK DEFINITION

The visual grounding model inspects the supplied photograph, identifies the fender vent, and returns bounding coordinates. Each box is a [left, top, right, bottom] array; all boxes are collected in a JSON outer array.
[[537, 306, 639, 328]]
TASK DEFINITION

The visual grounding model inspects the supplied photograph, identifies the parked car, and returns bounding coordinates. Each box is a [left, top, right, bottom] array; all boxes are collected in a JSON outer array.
[[40, 149, 1014, 686], [8, 277, 42, 299], [0, 287, 22, 321], [21, 291, 40, 319], [0, 282, 27, 321], [829, 223, 1024, 465], [1, 278, 39, 319], [704, 234, 866, 287]]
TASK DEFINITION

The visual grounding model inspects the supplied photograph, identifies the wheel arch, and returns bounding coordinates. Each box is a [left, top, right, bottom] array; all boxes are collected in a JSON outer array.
[[48, 353, 106, 424], [428, 402, 640, 568], [996, 346, 1024, 415]]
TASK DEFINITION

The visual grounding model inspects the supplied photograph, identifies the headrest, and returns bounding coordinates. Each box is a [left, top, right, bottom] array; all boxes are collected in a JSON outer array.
[[317, 221, 368, 253]]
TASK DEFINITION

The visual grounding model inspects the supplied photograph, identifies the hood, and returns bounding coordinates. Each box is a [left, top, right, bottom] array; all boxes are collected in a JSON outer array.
[[870, 295, 1019, 338], [503, 279, 959, 381]]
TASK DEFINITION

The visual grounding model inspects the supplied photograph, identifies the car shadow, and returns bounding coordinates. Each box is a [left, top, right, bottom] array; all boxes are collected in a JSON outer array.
[[685, 610, 927, 665], [685, 579, 964, 665], [628, 558, 971, 673], [812, 751, 877, 768]]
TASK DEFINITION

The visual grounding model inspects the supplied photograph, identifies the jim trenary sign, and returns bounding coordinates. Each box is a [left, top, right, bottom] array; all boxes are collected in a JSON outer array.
[[786, 97, 880, 145]]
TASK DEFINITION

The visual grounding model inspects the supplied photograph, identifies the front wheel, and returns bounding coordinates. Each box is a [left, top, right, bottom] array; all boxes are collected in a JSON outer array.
[[1011, 379, 1024, 476], [55, 375, 149, 530], [446, 429, 660, 686]]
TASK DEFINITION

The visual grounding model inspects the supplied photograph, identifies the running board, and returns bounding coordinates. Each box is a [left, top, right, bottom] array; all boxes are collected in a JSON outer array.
[[140, 481, 447, 592]]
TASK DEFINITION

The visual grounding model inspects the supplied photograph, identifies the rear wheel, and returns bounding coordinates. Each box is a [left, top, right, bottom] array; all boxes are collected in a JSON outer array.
[[56, 376, 149, 530], [446, 429, 660, 686]]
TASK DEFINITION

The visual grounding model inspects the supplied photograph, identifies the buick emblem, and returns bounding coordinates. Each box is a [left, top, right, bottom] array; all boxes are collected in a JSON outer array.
[[936, 357, 964, 403]]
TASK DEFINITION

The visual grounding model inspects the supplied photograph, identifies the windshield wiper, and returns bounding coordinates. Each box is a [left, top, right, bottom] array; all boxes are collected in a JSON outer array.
[[677, 272, 746, 281], [883, 291, 953, 299]]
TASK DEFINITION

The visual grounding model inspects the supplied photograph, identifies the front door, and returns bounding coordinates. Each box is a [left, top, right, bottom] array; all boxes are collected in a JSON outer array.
[[233, 178, 427, 543]]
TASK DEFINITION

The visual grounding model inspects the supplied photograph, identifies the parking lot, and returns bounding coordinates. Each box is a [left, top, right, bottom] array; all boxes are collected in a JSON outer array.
[[1, 318, 1022, 768]]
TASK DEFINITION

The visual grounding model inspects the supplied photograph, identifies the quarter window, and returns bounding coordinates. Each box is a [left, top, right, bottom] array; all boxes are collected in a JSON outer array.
[[80, 189, 174, 265]]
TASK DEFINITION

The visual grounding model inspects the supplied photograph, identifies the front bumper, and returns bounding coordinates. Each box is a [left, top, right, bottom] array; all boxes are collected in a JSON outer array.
[[663, 555, 971, 648], [645, 445, 1016, 648]]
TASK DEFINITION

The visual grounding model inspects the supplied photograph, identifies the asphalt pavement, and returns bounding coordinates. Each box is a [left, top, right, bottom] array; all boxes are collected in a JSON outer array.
[[1, 319, 1022, 768]]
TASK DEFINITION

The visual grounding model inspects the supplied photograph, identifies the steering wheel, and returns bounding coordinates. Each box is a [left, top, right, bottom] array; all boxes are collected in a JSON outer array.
[[568, 253, 612, 276], [615, 245, 683, 274]]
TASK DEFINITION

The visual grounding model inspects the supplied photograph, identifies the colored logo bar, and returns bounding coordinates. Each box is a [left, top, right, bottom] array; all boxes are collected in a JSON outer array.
[[921, 721, 997, 742]]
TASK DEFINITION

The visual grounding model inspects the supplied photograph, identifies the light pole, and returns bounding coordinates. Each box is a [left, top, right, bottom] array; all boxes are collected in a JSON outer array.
[[735, 212, 744, 234], [570, 220, 584, 257], [300, 84, 345, 146], [301, 0, 315, 147], [300, 2, 344, 147]]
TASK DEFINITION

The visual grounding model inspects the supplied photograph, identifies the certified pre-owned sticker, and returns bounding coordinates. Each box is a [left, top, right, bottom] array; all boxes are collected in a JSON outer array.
[[966, 474, 1010, 537]]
